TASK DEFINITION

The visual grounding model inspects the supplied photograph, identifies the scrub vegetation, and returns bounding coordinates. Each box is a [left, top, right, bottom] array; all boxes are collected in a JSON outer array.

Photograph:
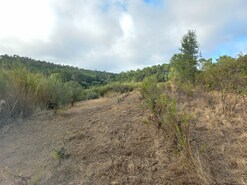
[[0, 30, 247, 184]]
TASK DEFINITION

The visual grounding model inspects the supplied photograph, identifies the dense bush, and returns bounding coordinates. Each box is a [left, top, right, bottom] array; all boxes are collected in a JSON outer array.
[[196, 55, 247, 113], [140, 76, 191, 151], [0, 66, 139, 126], [0, 68, 44, 120], [0, 67, 83, 126], [196, 55, 247, 94], [81, 82, 139, 100], [115, 64, 170, 82]]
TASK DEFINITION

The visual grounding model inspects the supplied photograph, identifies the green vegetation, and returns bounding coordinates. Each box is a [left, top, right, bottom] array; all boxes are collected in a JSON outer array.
[[0, 55, 116, 88], [81, 82, 139, 100], [52, 139, 69, 163], [169, 30, 199, 84], [196, 55, 247, 94], [141, 30, 247, 150], [0, 67, 85, 126], [0, 63, 139, 126], [196, 54, 247, 114], [139, 30, 246, 184], [0, 56, 141, 126], [115, 63, 170, 82], [1, 30, 246, 128], [140, 77, 191, 152], [0, 30, 246, 185]]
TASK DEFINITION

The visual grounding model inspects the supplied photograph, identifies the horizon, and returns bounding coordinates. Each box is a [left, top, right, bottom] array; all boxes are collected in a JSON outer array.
[[0, 0, 247, 73]]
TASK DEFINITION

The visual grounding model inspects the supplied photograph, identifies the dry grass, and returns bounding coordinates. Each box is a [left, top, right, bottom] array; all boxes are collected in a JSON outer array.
[[0, 90, 246, 184]]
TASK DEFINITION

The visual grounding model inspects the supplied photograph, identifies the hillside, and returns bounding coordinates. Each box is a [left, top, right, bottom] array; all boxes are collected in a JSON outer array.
[[115, 63, 170, 82], [0, 91, 246, 185], [0, 32, 246, 185], [0, 55, 116, 87], [0, 55, 171, 87]]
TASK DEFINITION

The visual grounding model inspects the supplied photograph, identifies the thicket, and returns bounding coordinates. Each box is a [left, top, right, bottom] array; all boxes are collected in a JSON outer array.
[[140, 77, 213, 184], [0, 65, 139, 126], [0, 67, 83, 126], [81, 82, 138, 100], [140, 77, 191, 152], [196, 55, 247, 93], [196, 55, 247, 113], [115, 63, 170, 82]]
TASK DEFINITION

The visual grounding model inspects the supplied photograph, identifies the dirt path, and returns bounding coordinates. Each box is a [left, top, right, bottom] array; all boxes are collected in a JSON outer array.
[[0, 91, 247, 185], [0, 92, 164, 185]]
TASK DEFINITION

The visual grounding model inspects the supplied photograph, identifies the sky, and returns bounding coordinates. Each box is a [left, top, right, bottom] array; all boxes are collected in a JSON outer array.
[[0, 0, 247, 73]]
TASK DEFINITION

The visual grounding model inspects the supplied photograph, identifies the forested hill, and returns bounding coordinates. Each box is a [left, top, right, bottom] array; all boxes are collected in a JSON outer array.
[[0, 54, 171, 85], [0, 55, 116, 87], [115, 63, 170, 82]]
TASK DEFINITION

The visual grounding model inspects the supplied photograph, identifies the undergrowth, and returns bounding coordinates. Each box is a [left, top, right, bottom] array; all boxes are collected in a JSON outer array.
[[0, 67, 83, 126], [140, 77, 212, 184], [81, 82, 139, 100], [141, 77, 191, 152]]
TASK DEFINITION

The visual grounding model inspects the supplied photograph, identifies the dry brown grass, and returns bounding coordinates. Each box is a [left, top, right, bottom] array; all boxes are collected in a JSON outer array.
[[0, 90, 246, 184], [177, 89, 247, 184]]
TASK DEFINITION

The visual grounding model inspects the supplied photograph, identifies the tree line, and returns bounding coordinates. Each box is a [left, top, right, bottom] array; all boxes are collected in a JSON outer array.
[[0, 55, 116, 88]]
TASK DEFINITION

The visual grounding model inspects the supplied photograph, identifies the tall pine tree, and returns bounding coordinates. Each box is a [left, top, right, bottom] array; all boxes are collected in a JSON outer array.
[[170, 30, 200, 83]]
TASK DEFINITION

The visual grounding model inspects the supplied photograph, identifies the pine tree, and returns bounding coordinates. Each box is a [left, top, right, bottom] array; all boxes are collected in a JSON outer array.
[[170, 30, 200, 83]]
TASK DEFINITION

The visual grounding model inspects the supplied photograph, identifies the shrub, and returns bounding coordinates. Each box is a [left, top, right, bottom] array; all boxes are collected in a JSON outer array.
[[67, 81, 83, 106], [0, 68, 44, 122], [81, 82, 138, 100], [0, 68, 83, 126], [196, 55, 247, 113], [140, 76, 191, 152]]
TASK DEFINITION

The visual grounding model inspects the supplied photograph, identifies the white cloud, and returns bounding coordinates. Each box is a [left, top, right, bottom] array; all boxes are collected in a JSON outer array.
[[120, 13, 135, 38], [0, 0, 54, 42], [0, 0, 247, 72]]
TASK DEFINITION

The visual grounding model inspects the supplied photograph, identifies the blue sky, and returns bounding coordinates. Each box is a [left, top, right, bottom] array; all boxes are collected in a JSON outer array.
[[0, 0, 246, 72], [143, 0, 165, 8]]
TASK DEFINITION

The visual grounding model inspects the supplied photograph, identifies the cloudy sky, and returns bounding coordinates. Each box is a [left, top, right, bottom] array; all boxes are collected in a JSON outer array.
[[0, 0, 247, 72]]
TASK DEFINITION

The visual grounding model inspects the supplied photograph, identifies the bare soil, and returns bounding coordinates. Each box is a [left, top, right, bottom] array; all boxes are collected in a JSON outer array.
[[0, 91, 247, 185]]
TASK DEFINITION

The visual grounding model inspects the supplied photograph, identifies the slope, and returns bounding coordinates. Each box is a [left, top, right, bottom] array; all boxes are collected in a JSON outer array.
[[0, 91, 247, 185]]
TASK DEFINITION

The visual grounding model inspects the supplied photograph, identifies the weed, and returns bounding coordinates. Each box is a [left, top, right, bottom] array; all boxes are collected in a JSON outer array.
[[199, 143, 208, 153], [52, 139, 69, 164], [52, 147, 68, 161]]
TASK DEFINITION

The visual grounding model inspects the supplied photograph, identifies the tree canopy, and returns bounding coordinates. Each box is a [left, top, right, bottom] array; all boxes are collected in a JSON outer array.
[[170, 30, 200, 83]]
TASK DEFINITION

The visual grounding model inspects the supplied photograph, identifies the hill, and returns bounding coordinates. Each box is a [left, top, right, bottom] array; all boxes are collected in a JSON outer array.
[[0, 55, 171, 87], [115, 63, 170, 82], [0, 55, 116, 88]]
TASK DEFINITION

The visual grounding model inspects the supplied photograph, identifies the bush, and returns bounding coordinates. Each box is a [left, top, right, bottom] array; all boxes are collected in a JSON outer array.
[[81, 82, 138, 100], [196, 55, 247, 113], [196, 55, 247, 94], [44, 74, 73, 108], [140, 76, 191, 151], [0, 68, 83, 126], [0, 68, 44, 122], [66, 81, 83, 106]]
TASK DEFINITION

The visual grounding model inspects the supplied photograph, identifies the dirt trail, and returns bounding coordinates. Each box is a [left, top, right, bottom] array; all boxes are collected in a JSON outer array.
[[0, 92, 162, 185], [0, 91, 247, 185]]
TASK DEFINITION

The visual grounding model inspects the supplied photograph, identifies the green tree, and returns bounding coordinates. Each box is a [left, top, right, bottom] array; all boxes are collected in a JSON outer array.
[[198, 58, 213, 71], [180, 30, 200, 60], [170, 30, 200, 83]]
